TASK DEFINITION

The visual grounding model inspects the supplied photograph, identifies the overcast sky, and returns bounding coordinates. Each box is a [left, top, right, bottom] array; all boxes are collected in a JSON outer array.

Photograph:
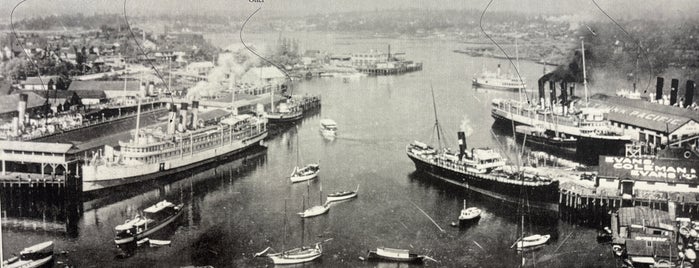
[[3, 0, 697, 21]]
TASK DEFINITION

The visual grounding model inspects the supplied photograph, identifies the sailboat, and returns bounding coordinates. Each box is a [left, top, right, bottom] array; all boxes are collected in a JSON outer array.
[[289, 129, 320, 183], [257, 199, 323, 265], [298, 182, 330, 218]]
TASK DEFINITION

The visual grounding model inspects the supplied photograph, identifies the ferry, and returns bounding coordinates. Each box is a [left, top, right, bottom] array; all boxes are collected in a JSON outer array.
[[82, 101, 268, 192], [472, 64, 526, 91], [114, 200, 183, 245], [319, 119, 338, 138]]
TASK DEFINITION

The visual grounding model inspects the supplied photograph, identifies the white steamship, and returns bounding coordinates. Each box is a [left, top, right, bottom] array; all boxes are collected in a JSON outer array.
[[81, 100, 267, 192]]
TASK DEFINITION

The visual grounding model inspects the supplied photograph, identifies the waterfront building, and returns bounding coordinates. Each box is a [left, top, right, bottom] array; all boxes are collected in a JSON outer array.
[[589, 94, 699, 149], [185, 61, 215, 76], [611, 207, 677, 266], [20, 76, 60, 90]]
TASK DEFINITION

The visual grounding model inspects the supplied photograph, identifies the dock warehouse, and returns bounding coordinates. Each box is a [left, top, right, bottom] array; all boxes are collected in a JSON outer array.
[[589, 94, 699, 149]]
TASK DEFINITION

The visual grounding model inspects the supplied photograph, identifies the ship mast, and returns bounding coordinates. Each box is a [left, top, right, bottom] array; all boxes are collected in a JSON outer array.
[[430, 85, 442, 149], [516, 40, 522, 103], [582, 40, 589, 107]]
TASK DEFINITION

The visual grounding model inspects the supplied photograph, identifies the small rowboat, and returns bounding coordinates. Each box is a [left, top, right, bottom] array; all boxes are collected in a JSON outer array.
[[149, 239, 172, 247], [366, 247, 425, 263], [515, 234, 551, 249], [326, 184, 359, 202]]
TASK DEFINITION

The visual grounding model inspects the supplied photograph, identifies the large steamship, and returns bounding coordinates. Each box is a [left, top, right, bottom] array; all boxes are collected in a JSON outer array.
[[407, 132, 560, 205], [81, 100, 267, 192], [491, 41, 632, 163]]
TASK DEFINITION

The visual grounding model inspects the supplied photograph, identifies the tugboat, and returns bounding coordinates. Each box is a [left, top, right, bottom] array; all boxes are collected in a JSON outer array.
[[2, 241, 54, 268], [266, 98, 303, 123], [114, 200, 184, 245]]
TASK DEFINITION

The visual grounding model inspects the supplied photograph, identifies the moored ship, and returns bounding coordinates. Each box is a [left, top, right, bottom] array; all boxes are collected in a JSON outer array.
[[406, 132, 559, 204], [81, 100, 268, 193], [114, 200, 183, 245]]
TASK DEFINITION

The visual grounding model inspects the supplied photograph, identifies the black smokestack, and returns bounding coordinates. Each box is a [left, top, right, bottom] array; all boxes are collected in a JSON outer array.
[[561, 81, 568, 106], [457, 131, 467, 159], [538, 80, 545, 104], [549, 80, 556, 105], [670, 79, 679, 105], [569, 83, 575, 97], [685, 80, 695, 107], [655, 77, 664, 100]]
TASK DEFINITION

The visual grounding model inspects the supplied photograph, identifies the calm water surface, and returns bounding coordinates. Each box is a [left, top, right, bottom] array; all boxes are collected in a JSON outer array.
[[1, 33, 616, 267]]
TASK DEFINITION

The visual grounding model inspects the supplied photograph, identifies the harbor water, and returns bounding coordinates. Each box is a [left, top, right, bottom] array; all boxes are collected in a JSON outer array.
[[1, 33, 616, 267]]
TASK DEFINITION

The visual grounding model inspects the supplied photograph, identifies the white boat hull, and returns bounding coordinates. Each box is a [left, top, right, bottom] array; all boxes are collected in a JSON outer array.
[[83, 133, 267, 192], [326, 192, 357, 202], [516, 234, 550, 249], [298, 205, 329, 218], [3, 256, 53, 268], [290, 171, 319, 183], [114, 207, 183, 245]]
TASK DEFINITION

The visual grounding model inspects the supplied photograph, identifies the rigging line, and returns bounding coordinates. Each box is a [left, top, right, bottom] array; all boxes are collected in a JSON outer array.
[[122, 0, 174, 104], [591, 0, 653, 93], [478, 0, 529, 103], [240, 4, 295, 96], [11, 0, 47, 92]]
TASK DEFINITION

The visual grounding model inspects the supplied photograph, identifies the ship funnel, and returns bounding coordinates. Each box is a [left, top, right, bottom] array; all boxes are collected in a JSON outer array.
[[179, 103, 188, 132], [537, 80, 545, 107], [560, 81, 568, 114], [548, 80, 556, 108], [167, 105, 177, 135], [569, 83, 575, 97], [17, 93, 27, 130], [655, 77, 664, 101], [457, 131, 467, 160], [191, 101, 199, 129], [148, 81, 155, 96], [670, 78, 679, 105], [685, 80, 695, 107], [140, 82, 147, 98]]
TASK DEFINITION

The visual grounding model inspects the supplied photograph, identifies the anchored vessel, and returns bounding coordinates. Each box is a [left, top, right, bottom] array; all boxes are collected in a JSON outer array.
[[267, 98, 303, 123], [2, 241, 54, 268], [114, 200, 183, 245], [319, 119, 338, 139], [82, 101, 268, 192], [472, 64, 527, 91], [514, 125, 577, 154], [366, 247, 425, 263], [458, 200, 482, 224]]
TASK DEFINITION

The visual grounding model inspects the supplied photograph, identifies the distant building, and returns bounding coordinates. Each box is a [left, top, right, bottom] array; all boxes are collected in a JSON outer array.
[[0, 92, 46, 121], [186, 61, 215, 76], [351, 50, 388, 67], [67, 80, 152, 99], [240, 67, 286, 87], [21, 76, 60, 91]]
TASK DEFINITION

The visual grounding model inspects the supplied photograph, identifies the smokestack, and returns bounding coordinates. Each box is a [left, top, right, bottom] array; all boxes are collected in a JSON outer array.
[[167, 105, 177, 135], [11, 117, 18, 136], [538, 80, 545, 107], [670, 79, 679, 105], [549, 80, 556, 107], [179, 103, 189, 132], [685, 80, 695, 107], [457, 131, 467, 160], [655, 77, 664, 100], [148, 81, 155, 96], [561, 82, 568, 113], [18, 93, 27, 129], [140, 82, 147, 98], [569, 83, 575, 97], [191, 101, 199, 129]]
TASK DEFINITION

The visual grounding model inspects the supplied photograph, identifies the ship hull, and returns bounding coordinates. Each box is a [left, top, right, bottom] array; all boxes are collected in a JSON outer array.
[[114, 207, 183, 245], [515, 132, 577, 155], [492, 110, 629, 165], [266, 112, 303, 123], [407, 153, 559, 209], [82, 132, 267, 193], [472, 79, 525, 91]]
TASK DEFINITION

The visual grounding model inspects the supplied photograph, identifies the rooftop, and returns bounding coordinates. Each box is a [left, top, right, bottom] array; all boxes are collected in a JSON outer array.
[[67, 80, 143, 92], [589, 94, 699, 133], [617, 207, 674, 231], [0, 140, 73, 154], [0, 92, 46, 115]]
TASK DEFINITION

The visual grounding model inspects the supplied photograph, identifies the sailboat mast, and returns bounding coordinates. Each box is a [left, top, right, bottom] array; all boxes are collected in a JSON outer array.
[[282, 199, 287, 255], [516, 40, 522, 103], [430, 85, 442, 148], [581, 40, 589, 107]]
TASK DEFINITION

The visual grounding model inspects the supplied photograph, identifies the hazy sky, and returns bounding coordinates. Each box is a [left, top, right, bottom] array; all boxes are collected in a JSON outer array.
[[2, 0, 697, 21]]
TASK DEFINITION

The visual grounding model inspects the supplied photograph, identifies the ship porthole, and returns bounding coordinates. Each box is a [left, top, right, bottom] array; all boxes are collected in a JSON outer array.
[[685, 151, 692, 159]]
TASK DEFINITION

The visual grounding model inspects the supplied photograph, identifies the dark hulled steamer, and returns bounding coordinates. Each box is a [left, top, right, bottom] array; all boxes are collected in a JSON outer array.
[[406, 133, 560, 205]]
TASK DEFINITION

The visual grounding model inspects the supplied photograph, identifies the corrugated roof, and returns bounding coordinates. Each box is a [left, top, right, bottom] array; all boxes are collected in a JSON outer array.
[[68, 80, 142, 92], [31, 90, 107, 100], [0, 92, 46, 114], [618, 207, 673, 230], [0, 140, 73, 154], [198, 109, 231, 122], [590, 94, 699, 133]]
